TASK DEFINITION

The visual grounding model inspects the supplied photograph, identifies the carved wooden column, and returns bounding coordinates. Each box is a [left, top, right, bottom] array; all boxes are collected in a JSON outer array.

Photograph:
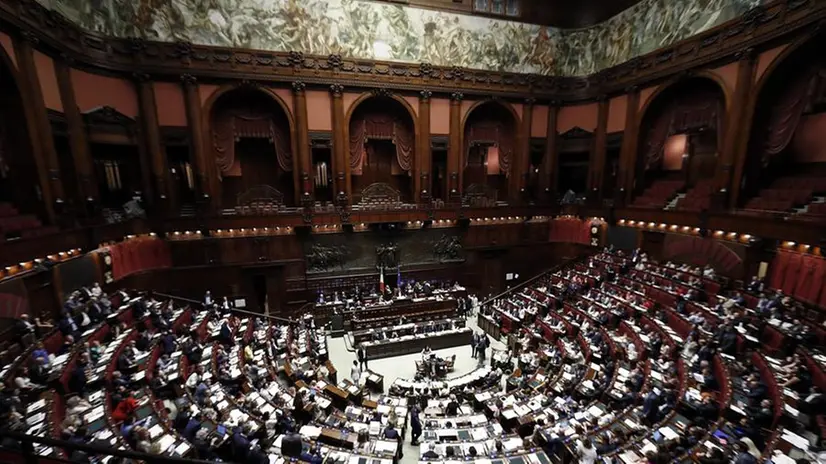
[[591, 96, 609, 202], [448, 91, 463, 202], [54, 56, 97, 211], [180, 74, 212, 207], [292, 81, 311, 206], [722, 49, 757, 209], [329, 84, 346, 204], [516, 98, 534, 202], [618, 87, 640, 205], [542, 102, 560, 200], [14, 33, 63, 224], [417, 90, 432, 203], [134, 73, 169, 210]]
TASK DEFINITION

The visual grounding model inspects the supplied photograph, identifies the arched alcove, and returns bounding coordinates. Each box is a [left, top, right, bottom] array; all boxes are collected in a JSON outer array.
[[741, 36, 826, 207], [209, 87, 296, 210], [462, 101, 518, 205], [0, 54, 43, 221], [633, 77, 725, 211], [347, 95, 416, 205]]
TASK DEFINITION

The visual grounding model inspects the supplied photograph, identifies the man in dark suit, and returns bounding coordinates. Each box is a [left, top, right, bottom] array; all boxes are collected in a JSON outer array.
[[161, 331, 176, 356], [642, 391, 660, 425], [422, 442, 439, 459], [383, 423, 400, 440], [183, 413, 202, 441], [69, 359, 88, 395], [357, 345, 367, 370], [58, 312, 80, 339], [231, 426, 251, 461], [747, 399, 774, 429], [745, 380, 767, 404], [800, 386, 826, 416], [219, 320, 233, 344]]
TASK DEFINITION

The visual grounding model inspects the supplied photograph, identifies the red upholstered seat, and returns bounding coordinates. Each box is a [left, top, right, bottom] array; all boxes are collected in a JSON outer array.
[[632, 180, 684, 209]]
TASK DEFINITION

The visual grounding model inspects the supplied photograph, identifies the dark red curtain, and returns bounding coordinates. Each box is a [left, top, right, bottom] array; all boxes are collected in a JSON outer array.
[[548, 219, 590, 244], [464, 120, 514, 176], [110, 238, 172, 281], [643, 91, 721, 169], [770, 250, 826, 308], [212, 110, 293, 177], [759, 69, 815, 166], [349, 115, 414, 175], [0, 278, 28, 320]]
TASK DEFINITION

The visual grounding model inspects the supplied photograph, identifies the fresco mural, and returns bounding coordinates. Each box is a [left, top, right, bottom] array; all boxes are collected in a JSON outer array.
[[38, 0, 764, 76]]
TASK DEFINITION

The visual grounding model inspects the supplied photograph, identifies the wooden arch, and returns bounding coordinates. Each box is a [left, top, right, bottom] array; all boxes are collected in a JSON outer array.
[[201, 84, 299, 206], [460, 99, 522, 199], [343, 91, 419, 203]]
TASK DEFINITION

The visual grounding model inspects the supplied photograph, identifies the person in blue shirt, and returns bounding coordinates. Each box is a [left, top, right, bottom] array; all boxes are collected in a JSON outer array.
[[31, 343, 49, 366], [410, 406, 422, 445], [161, 331, 176, 355], [231, 425, 251, 461], [183, 413, 202, 441], [383, 422, 399, 439], [58, 312, 80, 339], [194, 379, 210, 405]]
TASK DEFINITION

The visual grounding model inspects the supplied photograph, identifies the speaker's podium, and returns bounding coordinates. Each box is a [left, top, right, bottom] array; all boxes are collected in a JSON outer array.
[[329, 313, 344, 338]]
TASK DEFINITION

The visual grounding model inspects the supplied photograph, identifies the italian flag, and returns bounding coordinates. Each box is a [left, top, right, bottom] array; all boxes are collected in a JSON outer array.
[[379, 266, 385, 293]]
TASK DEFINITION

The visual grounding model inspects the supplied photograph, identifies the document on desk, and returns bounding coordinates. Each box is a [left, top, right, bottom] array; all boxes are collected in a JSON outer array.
[[173, 441, 191, 456], [587, 405, 604, 418], [780, 430, 809, 450], [374, 439, 397, 454], [619, 450, 641, 464], [26, 412, 45, 427], [658, 427, 678, 441], [27, 399, 46, 413], [157, 434, 176, 453], [771, 453, 798, 464], [299, 425, 323, 439], [148, 423, 165, 439]]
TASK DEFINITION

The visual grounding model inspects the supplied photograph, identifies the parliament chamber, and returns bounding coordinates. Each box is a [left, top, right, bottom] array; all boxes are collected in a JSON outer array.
[[2, 0, 826, 463]]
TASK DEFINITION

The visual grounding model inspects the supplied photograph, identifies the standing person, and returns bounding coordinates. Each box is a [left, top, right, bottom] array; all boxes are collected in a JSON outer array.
[[471, 332, 478, 359], [410, 406, 422, 445], [357, 345, 367, 371], [478, 335, 488, 365], [350, 360, 361, 384]]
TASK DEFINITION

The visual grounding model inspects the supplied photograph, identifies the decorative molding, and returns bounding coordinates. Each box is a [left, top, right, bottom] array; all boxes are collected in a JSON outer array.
[[524, 97, 536, 105], [132, 72, 151, 83], [419, 90, 433, 101], [180, 74, 197, 86], [329, 83, 344, 96], [0, 0, 823, 103], [560, 126, 594, 139], [237, 79, 260, 90], [288, 50, 305, 67], [371, 87, 393, 98], [430, 136, 449, 150], [292, 80, 306, 93], [82, 106, 136, 125], [735, 47, 756, 61], [419, 62, 433, 77], [450, 92, 464, 102], [20, 29, 39, 45], [327, 54, 343, 68]]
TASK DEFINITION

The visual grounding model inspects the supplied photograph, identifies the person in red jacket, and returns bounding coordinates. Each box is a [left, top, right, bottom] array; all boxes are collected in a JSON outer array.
[[112, 390, 139, 422]]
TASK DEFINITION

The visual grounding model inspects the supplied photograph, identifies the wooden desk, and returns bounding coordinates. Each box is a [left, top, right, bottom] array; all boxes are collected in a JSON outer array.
[[477, 313, 502, 340], [349, 297, 459, 332], [362, 328, 473, 359], [319, 427, 359, 450], [324, 384, 350, 410]]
